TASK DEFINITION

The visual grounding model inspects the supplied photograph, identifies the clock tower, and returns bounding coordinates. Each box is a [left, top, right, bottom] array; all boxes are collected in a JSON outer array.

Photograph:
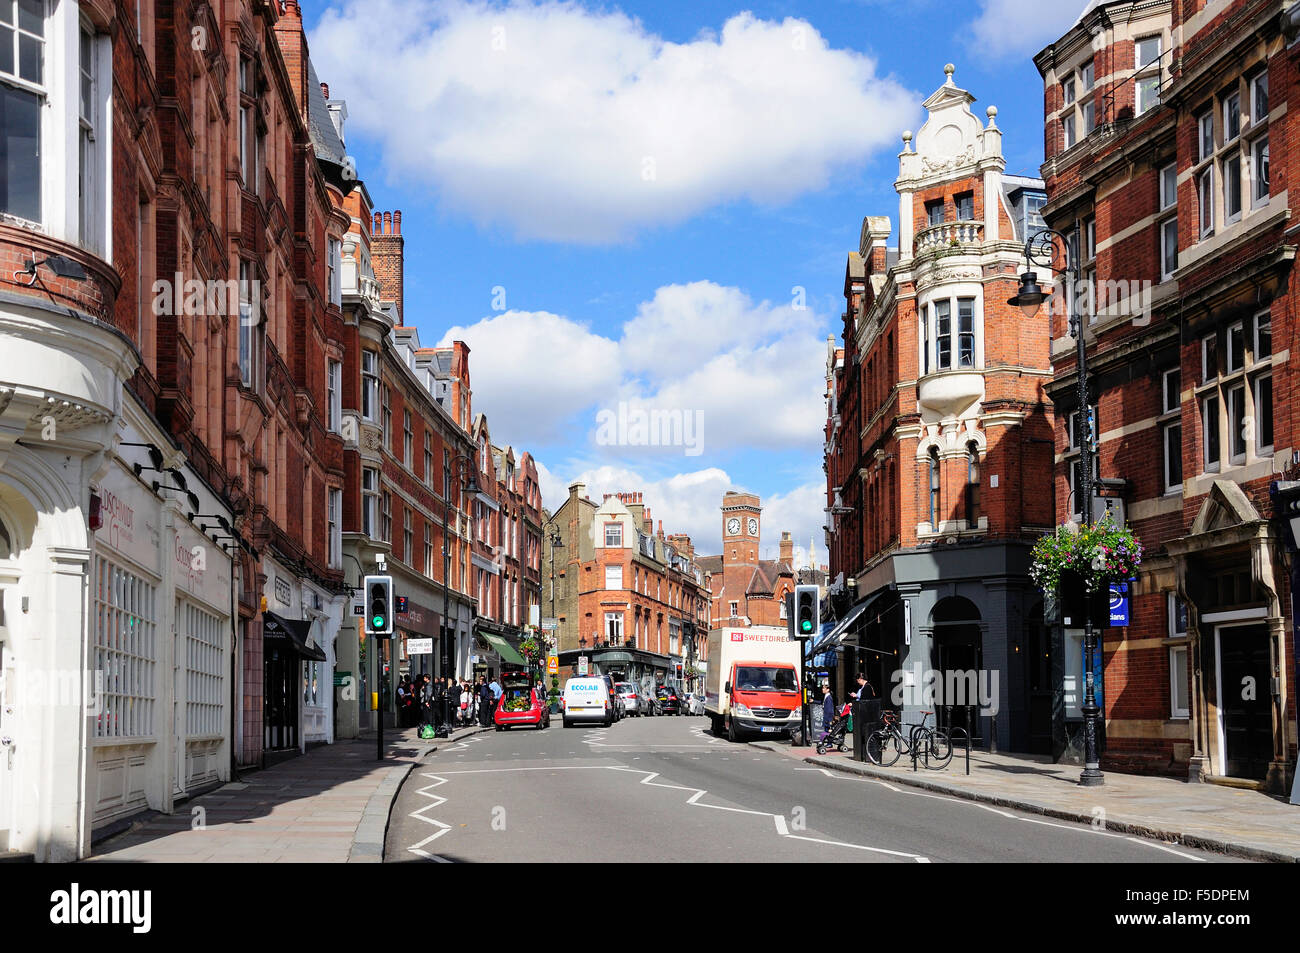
[[721, 491, 761, 567]]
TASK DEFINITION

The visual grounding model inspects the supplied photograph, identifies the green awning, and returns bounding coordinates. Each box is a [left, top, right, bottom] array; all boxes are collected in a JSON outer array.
[[482, 632, 527, 667]]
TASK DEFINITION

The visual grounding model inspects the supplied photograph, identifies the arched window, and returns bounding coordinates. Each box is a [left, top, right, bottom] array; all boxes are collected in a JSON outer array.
[[928, 448, 941, 527], [0, 516, 10, 558], [966, 442, 980, 529]]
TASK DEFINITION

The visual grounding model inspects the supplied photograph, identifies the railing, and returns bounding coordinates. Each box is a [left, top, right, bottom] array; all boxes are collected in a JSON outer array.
[[913, 220, 983, 255]]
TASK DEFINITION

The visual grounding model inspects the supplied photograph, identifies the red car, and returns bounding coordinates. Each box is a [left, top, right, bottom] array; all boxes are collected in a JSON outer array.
[[494, 679, 551, 730]]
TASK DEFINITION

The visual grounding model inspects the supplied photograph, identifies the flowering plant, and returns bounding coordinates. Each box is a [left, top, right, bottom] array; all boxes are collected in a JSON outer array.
[[519, 635, 542, 660], [1029, 513, 1143, 594]]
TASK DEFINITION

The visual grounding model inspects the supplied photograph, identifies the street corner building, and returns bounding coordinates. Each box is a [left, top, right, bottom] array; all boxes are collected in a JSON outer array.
[[1033, 0, 1297, 792], [545, 486, 711, 691], [0, 0, 550, 862], [822, 64, 1057, 753]]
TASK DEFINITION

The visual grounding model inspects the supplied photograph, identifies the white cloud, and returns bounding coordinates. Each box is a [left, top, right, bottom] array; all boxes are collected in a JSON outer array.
[[536, 459, 826, 561], [310, 0, 917, 242], [966, 0, 1085, 58], [436, 280, 828, 456]]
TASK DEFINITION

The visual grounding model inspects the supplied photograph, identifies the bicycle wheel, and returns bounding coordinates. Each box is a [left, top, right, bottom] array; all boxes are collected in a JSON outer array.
[[925, 728, 953, 769], [867, 729, 901, 767]]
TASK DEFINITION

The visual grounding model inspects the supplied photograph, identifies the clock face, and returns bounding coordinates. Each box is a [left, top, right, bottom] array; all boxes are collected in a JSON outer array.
[[747, 518, 758, 536], [726, 518, 741, 535]]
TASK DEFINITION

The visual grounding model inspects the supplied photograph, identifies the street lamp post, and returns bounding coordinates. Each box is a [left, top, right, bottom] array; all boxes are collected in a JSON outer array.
[[442, 452, 481, 734], [1008, 227, 1104, 787]]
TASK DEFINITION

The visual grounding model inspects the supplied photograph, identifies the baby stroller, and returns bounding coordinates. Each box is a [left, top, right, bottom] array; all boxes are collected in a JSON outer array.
[[815, 702, 853, 755]]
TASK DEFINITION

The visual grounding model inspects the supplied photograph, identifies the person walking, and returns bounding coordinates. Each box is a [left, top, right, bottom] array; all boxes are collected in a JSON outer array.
[[478, 676, 493, 727], [821, 680, 836, 732], [488, 675, 503, 724]]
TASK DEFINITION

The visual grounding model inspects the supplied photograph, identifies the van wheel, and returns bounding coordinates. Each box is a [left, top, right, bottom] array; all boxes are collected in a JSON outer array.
[[563, 718, 571, 729], [727, 716, 738, 743]]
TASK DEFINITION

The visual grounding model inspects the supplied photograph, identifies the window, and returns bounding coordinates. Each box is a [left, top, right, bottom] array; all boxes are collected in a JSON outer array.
[[1063, 77, 1075, 106], [1201, 333, 1218, 383], [935, 300, 951, 369], [181, 602, 224, 738], [403, 409, 412, 468], [1136, 35, 1161, 69], [1223, 92, 1240, 143], [1226, 321, 1244, 373], [238, 262, 261, 389], [78, 22, 99, 250], [925, 199, 944, 226], [327, 359, 341, 432], [1254, 374, 1273, 454], [1196, 167, 1214, 237], [1251, 71, 1268, 123], [955, 192, 974, 221], [921, 306, 931, 375], [1198, 112, 1214, 162], [238, 55, 256, 190], [1063, 114, 1076, 149], [605, 612, 624, 644], [327, 238, 341, 306], [327, 487, 341, 568], [424, 523, 434, 577], [1169, 644, 1189, 719], [1158, 163, 1178, 280], [604, 522, 622, 547], [1079, 59, 1094, 92], [965, 443, 980, 529], [93, 557, 158, 739], [1223, 152, 1241, 222], [361, 351, 378, 421], [381, 384, 391, 452], [1081, 218, 1096, 322], [928, 448, 940, 527], [1201, 394, 1220, 472], [1135, 36, 1162, 116], [424, 432, 433, 485], [362, 467, 378, 536], [729, 600, 739, 618], [1251, 135, 1269, 207], [0, 0, 43, 222], [1254, 310, 1271, 360], [380, 490, 391, 543], [957, 298, 975, 367], [605, 565, 623, 590], [403, 509, 412, 565], [1160, 368, 1181, 494]]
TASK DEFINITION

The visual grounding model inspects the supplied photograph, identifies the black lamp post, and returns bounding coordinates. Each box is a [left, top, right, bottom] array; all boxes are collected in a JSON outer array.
[[1008, 226, 1104, 787], [442, 451, 481, 732]]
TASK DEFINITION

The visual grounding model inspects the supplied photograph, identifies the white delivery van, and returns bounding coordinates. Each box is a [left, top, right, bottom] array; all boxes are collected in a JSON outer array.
[[562, 676, 613, 728], [705, 626, 803, 741]]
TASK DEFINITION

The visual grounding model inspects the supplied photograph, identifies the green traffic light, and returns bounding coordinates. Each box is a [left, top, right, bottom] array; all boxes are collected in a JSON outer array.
[[373, 616, 385, 628], [800, 620, 812, 632]]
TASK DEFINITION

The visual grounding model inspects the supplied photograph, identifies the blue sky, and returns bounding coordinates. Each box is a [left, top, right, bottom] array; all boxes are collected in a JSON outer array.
[[305, 0, 1082, 561]]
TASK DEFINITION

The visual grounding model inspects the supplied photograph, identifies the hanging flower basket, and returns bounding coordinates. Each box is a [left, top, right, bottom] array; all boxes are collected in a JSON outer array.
[[1029, 512, 1143, 595], [519, 635, 542, 661]]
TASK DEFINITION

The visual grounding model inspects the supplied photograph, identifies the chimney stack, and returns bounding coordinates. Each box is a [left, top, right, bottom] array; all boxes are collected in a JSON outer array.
[[780, 531, 793, 565], [371, 209, 405, 321]]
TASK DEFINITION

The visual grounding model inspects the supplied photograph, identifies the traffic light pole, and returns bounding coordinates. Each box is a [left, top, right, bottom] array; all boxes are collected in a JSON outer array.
[[376, 637, 384, 762]]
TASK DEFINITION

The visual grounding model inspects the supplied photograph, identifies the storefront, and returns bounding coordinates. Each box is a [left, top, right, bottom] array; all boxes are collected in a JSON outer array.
[[397, 598, 440, 681]]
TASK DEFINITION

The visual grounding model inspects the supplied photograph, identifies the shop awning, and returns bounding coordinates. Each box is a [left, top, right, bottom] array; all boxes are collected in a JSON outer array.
[[481, 632, 527, 667], [805, 590, 885, 660], [264, 611, 328, 661]]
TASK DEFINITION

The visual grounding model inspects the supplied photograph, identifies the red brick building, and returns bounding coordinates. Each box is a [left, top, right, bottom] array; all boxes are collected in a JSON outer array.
[[545, 486, 710, 689], [1035, 0, 1297, 791], [698, 492, 804, 629], [822, 66, 1056, 751]]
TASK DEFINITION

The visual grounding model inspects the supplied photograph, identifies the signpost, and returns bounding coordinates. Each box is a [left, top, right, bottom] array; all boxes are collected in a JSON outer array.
[[577, 655, 589, 676], [547, 655, 559, 675], [542, 618, 558, 631]]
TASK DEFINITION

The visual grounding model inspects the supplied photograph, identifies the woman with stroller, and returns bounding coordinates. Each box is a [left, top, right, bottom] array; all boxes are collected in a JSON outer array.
[[821, 680, 835, 732]]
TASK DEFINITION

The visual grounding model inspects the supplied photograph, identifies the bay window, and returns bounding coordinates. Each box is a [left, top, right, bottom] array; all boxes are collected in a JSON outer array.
[[362, 467, 378, 537], [0, 0, 43, 222], [327, 359, 341, 432], [361, 350, 378, 421], [921, 295, 979, 373]]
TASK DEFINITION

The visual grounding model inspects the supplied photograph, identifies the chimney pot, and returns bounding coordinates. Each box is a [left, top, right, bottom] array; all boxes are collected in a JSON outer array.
[[383, 211, 392, 234], [320, 82, 330, 100], [394, 210, 402, 235], [372, 212, 382, 235]]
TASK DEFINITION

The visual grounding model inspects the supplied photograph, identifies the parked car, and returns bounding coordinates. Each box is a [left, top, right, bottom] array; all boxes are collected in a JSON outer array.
[[615, 681, 646, 716], [601, 675, 625, 720], [562, 676, 613, 727], [655, 684, 682, 715], [494, 684, 550, 730], [686, 691, 707, 715]]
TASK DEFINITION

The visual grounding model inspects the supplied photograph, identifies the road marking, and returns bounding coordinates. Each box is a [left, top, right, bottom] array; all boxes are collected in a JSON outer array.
[[1124, 837, 1206, 861], [404, 773, 453, 859]]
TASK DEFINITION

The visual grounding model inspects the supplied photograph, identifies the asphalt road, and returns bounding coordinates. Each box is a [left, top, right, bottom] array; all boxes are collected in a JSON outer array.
[[384, 713, 1241, 863]]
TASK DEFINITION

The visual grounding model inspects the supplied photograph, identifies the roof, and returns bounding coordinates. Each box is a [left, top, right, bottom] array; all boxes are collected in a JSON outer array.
[[306, 59, 346, 166], [696, 555, 723, 575], [746, 559, 793, 596]]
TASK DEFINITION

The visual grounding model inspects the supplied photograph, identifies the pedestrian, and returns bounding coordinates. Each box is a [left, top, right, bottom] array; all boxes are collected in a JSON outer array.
[[478, 676, 493, 726], [821, 680, 835, 730], [852, 672, 875, 701], [419, 675, 434, 727], [488, 674, 502, 722], [459, 681, 471, 725], [396, 675, 412, 728]]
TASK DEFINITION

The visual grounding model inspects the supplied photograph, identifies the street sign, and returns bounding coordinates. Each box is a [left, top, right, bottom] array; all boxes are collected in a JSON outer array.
[[547, 655, 559, 675], [408, 638, 434, 655], [542, 618, 558, 631], [577, 656, 589, 676], [1108, 582, 1130, 627], [333, 671, 352, 686]]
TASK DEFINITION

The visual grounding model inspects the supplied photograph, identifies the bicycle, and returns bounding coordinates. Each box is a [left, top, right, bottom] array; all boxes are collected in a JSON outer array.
[[865, 710, 953, 769]]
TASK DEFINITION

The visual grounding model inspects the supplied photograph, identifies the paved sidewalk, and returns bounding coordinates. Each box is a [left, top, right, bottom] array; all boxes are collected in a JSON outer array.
[[752, 740, 1299, 862], [87, 723, 494, 863]]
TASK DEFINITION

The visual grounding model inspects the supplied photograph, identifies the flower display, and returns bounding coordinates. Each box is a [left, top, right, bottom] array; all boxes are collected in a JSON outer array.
[[1029, 513, 1143, 594]]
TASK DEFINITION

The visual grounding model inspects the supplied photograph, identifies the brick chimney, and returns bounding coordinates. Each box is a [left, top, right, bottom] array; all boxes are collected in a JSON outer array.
[[780, 531, 793, 565], [370, 210, 404, 322]]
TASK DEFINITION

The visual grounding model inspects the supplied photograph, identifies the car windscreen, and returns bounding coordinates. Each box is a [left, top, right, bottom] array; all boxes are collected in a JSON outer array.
[[734, 666, 798, 692], [615, 683, 634, 692]]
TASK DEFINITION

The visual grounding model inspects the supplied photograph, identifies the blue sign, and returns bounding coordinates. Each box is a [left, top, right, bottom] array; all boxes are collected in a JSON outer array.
[[1108, 582, 1129, 627]]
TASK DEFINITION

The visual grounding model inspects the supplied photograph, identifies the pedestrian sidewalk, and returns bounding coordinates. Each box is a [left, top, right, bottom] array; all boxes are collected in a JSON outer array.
[[87, 723, 494, 863], [753, 740, 1299, 863]]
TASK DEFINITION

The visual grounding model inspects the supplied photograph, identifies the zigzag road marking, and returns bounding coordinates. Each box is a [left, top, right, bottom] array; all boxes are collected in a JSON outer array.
[[405, 772, 454, 859], [403, 764, 930, 862]]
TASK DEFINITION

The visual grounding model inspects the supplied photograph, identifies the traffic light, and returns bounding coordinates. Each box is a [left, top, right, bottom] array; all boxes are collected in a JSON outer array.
[[364, 575, 393, 636], [675, 663, 683, 679], [794, 584, 819, 638], [395, 595, 409, 614]]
